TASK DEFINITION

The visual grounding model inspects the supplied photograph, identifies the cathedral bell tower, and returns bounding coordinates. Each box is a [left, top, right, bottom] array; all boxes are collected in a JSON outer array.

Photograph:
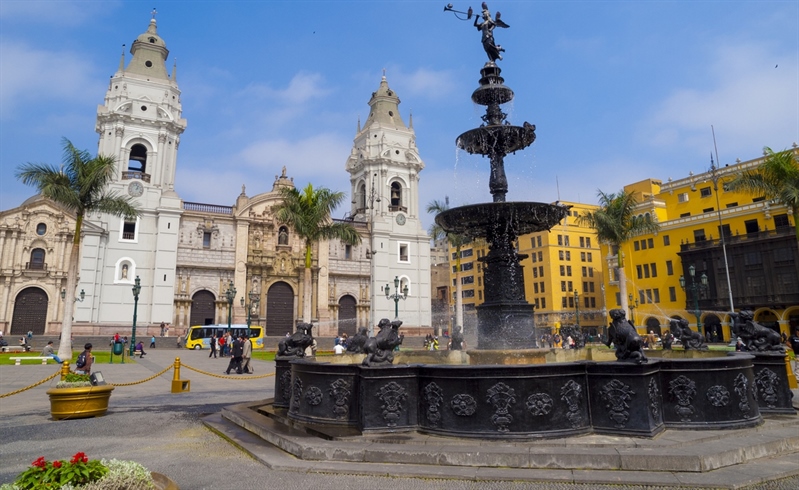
[[345, 75, 431, 331], [80, 15, 186, 327]]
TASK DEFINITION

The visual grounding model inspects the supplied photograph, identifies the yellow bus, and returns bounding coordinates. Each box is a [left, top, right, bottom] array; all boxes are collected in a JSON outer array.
[[184, 324, 265, 350]]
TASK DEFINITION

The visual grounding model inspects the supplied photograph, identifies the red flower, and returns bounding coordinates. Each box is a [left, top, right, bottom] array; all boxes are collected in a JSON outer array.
[[70, 452, 86, 464], [32, 457, 46, 468], [52, 461, 62, 468]]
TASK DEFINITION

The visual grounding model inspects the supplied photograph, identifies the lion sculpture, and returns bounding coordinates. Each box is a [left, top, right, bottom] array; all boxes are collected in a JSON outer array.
[[669, 318, 708, 351], [277, 323, 314, 358], [731, 310, 785, 353], [362, 319, 404, 366], [604, 308, 647, 363]]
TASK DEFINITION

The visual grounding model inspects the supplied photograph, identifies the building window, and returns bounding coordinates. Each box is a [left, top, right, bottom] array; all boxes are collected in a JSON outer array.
[[693, 229, 706, 242], [559, 250, 564, 260], [678, 192, 689, 203], [579, 237, 585, 247], [564, 236, 570, 246], [566, 266, 572, 276], [568, 296, 574, 308], [637, 240, 643, 251], [534, 298, 540, 308], [587, 252, 592, 262], [120, 217, 138, 242], [650, 263, 657, 277], [703, 207, 714, 213], [478, 277, 482, 287], [567, 281, 573, 291], [562, 297, 568, 308], [531, 237, 536, 248], [669, 286, 676, 302], [590, 297, 596, 307], [203, 232, 211, 248], [478, 290, 483, 301], [582, 266, 587, 277], [462, 276, 474, 285], [561, 281, 566, 291], [645, 289, 653, 303], [36, 223, 47, 236], [398, 242, 410, 262], [390, 182, 403, 210], [29, 248, 45, 270], [663, 235, 670, 246], [565, 251, 571, 260], [538, 251, 543, 261], [588, 268, 593, 277], [557, 235, 563, 246], [580, 252, 586, 262], [537, 236, 542, 247], [647, 238, 654, 248], [589, 282, 595, 293], [539, 266, 544, 276], [461, 249, 473, 258], [666, 260, 673, 275], [653, 289, 660, 303], [462, 290, 475, 298], [533, 268, 538, 278], [774, 214, 790, 228], [559, 265, 565, 276], [643, 264, 650, 278], [128, 144, 148, 173], [462, 262, 474, 271], [700, 187, 712, 197], [345, 244, 352, 259], [534, 283, 539, 294], [541, 298, 546, 309], [726, 202, 738, 208], [680, 212, 691, 218], [744, 219, 759, 234], [636, 265, 642, 279], [532, 254, 537, 263]]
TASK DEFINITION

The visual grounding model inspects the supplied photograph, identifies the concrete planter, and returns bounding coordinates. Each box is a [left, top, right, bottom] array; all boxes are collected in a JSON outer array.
[[152, 471, 179, 490], [46, 385, 114, 420]]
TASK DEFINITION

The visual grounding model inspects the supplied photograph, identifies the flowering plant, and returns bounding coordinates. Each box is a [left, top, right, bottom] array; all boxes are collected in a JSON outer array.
[[2, 452, 156, 490]]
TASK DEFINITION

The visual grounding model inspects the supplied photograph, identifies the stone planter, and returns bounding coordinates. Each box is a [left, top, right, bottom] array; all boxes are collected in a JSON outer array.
[[152, 471, 180, 490], [46, 385, 114, 420]]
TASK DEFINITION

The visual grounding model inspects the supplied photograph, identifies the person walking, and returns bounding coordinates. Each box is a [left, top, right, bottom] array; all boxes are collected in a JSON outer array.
[[176, 334, 183, 349], [209, 334, 217, 358], [241, 334, 253, 374], [225, 335, 244, 375], [150, 335, 156, 348]]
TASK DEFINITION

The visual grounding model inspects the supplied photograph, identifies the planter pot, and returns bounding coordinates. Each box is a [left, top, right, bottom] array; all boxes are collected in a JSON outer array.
[[152, 472, 180, 490], [46, 385, 114, 420]]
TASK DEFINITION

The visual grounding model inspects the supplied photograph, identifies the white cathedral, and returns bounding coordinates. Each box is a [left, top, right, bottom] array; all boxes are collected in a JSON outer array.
[[0, 18, 431, 339]]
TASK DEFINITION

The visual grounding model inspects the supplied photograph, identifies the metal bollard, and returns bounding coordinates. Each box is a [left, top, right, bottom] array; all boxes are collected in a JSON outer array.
[[171, 357, 190, 393], [60, 361, 70, 381]]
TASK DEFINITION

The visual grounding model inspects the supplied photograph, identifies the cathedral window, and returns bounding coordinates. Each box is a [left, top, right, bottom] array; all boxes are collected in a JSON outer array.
[[28, 248, 45, 270], [358, 183, 366, 211], [389, 182, 406, 212], [398, 242, 409, 263], [203, 232, 211, 248], [36, 223, 47, 235], [120, 217, 139, 242]]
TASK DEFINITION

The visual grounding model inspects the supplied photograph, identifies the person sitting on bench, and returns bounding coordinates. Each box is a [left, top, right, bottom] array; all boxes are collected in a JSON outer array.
[[135, 341, 146, 357], [41, 341, 63, 363]]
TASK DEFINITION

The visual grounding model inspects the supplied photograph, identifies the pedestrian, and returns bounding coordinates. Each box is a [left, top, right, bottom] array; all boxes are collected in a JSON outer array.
[[176, 334, 183, 349], [160, 322, 165, 337], [787, 329, 799, 376], [135, 340, 146, 357], [209, 334, 218, 358], [75, 343, 94, 375], [225, 335, 244, 375], [150, 335, 156, 348], [241, 334, 253, 374], [219, 335, 227, 357], [27, 330, 33, 341], [41, 341, 63, 363], [334, 343, 346, 355]]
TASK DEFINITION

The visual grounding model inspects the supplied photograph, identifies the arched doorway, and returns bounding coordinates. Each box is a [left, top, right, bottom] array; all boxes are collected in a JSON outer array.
[[644, 317, 662, 336], [338, 295, 357, 336], [11, 287, 48, 335], [703, 313, 723, 342], [266, 282, 294, 336], [190, 290, 216, 327]]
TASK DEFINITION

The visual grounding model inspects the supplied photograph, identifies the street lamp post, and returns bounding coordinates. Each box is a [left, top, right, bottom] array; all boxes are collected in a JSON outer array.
[[129, 276, 141, 356], [628, 293, 638, 326], [240, 290, 259, 337], [385, 276, 408, 319], [574, 290, 580, 330], [225, 280, 237, 333], [679, 264, 708, 335]]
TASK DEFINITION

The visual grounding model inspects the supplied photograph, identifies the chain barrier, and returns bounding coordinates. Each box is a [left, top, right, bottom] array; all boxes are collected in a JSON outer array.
[[109, 365, 174, 387], [0, 369, 61, 398], [181, 362, 275, 380]]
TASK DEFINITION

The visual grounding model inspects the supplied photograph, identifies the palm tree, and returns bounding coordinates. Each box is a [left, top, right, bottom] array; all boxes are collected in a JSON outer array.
[[725, 147, 799, 245], [577, 190, 659, 323], [16, 138, 140, 359], [426, 198, 471, 330], [274, 183, 361, 323]]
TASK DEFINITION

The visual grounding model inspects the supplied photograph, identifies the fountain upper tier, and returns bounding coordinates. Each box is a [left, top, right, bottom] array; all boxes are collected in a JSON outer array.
[[435, 202, 569, 241]]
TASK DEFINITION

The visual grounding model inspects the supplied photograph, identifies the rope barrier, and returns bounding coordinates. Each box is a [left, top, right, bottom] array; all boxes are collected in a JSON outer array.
[[0, 369, 61, 398], [109, 365, 174, 387], [181, 362, 275, 380]]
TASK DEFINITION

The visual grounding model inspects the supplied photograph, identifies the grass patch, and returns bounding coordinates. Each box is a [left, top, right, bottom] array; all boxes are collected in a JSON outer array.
[[0, 350, 123, 366]]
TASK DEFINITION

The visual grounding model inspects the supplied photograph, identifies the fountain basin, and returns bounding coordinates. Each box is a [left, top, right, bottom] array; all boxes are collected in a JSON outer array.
[[275, 353, 782, 439], [456, 125, 536, 155], [435, 202, 569, 239]]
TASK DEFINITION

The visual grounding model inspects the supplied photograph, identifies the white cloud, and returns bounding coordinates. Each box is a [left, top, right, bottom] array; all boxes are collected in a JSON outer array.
[[238, 72, 332, 105], [0, 40, 102, 119], [373, 66, 459, 101], [0, 0, 115, 24], [642, 41, 798, 158]]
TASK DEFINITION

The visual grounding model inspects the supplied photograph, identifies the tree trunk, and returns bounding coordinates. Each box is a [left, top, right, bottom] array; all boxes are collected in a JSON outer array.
[[302, 267, 312, 324], [58, 215, 83, 360], [618, 263, 629, 324], [792, 207, 799, 246]]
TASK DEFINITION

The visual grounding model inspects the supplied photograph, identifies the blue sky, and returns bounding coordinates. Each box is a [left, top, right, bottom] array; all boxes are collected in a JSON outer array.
[[1, 1, 797, 231]]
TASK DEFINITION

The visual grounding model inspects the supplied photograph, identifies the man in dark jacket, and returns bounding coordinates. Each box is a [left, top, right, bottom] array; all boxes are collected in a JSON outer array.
[[208, 334, 217, 358], [225, 335, 244, 374]]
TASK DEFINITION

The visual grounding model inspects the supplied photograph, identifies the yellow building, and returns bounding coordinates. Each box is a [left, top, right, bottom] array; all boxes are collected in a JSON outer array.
[[446, 201, 604, 336], [603, 148, 799, 341]]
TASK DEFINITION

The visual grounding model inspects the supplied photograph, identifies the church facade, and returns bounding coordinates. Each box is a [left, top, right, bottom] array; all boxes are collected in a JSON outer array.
[[0, 18, 431, 339]]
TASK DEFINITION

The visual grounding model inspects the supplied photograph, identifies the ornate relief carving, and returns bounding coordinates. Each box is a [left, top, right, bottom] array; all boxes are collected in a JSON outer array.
[[423, 382, 444, 426], [599, 379, 635, 428], [377, 381, 408, 427], [560, 380, 584, 428], [328, 378, 351, 419], [525, 393, 553, 417], [450, 394, 477, 417], [305, 386, 323, 406], [668, 375, 697, 422], [486, 382, 516, 432], [279, 371, 292, 403], [290, 377, 303, 414], [734, 373, 751, 415], [648, 378, 661, 420], [754, 368, 780, 409], [706, 385, 730, 407]]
